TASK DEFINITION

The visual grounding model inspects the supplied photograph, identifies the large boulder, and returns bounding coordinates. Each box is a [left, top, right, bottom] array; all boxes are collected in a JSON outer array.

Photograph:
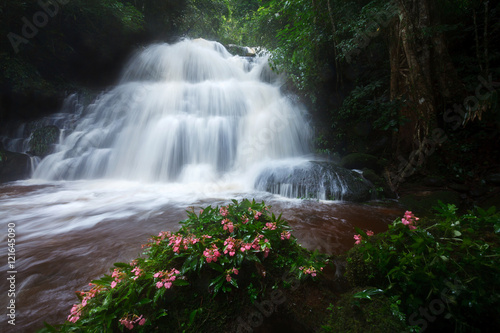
[[0, 149, 31, 183], [254, 160, 375, 202]]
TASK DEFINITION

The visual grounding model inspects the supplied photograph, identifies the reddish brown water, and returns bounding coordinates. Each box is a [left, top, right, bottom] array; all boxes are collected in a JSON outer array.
[[0, 181, 403, 332]]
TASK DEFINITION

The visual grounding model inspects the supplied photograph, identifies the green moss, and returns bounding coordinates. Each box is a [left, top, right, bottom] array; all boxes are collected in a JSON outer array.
[[29, 125, 59, 157]]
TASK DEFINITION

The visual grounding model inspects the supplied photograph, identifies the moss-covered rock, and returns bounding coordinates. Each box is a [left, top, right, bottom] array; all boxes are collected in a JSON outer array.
[[340, 153, 386, 173], [254, 161, 375, 202], [320, 287, 409, 333], [28, 125, 60, 157]]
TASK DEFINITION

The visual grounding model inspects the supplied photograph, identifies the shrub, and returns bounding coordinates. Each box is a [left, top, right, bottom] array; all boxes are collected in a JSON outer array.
[[345, 203, 500, 332]]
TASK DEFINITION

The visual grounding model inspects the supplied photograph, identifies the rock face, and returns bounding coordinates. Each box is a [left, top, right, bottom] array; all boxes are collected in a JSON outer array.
[[28, 125, 60, 157], [0, 149, 31, 183], [254, 160, 374, 202]]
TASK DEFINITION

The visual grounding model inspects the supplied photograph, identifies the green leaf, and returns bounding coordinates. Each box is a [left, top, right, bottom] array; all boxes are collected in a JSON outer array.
[[113, 262, 130, 269], [136, 298, 152, 306], [173, 279, 190, 286], [208, 263, 224, 273], [353, 288, 384, 300]]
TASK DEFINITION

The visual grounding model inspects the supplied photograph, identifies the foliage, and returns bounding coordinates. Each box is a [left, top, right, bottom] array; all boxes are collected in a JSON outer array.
[[335, 80, 400, 132], [321, 288, 412, 333], [345, 204, 500, 331], [40, 199, 327, 332]]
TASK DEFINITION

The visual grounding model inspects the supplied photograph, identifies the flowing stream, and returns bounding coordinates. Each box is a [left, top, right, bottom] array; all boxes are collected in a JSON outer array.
[[0, 39, 402, 332]]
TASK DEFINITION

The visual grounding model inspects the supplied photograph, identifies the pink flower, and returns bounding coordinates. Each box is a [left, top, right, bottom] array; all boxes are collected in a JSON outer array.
[[226, 274, 232, 282], [224, 237, 237, 256], [138, 317, 146, 326], [264, 222, 277, 230], [281, 231, 291, 240], [232, 268, 239, 275], [401, 211, 419, 230], [254, 211, 262, 220], [366, 230, 374, 236], [156, 281, 163, 288], [203, 244, 221, 263], [354, 234, 362, 245], [220, 206, 228, 216], [111, 280, 118, 289]]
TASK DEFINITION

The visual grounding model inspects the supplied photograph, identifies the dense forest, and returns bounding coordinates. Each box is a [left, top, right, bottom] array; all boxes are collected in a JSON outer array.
[[1, 0, 499, 200]]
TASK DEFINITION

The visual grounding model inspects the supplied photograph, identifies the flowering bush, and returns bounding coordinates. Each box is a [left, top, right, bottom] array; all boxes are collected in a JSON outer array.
[[345, 203, 500, 332], [42, 199, 327, 332]]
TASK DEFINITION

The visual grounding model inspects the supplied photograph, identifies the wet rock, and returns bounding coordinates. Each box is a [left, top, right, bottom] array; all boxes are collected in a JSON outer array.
[[340, 153, 385, 173], [28, 125, 59, 157], [255, 160, 374, 202], [0, 149, 31, 183], [226, 44, 256, 57]]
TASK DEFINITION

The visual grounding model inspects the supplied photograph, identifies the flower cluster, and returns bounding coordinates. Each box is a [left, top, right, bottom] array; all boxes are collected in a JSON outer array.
[[226, 267, 239, 282], [111, 268, 126, 289], [281, 231, 291, 240], [67, 303, 83, 323], [402, 211, 419, 230], [264, 222, 277, 230], [220, 206, 228, 216], [223, 237, 237, 256], [354, 230, 374, 245], [168, 234, 199, 253], [153, 268, 181, 289], [68, 283, 103, 322], [299, 265, 322, 277], [203, 244, 221, 263], [221, 218, 234, 233], [119, 314, 146, 330]]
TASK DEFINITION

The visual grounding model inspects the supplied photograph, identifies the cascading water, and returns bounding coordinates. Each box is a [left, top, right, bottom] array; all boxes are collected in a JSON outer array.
[[33, 39, 311, 185]]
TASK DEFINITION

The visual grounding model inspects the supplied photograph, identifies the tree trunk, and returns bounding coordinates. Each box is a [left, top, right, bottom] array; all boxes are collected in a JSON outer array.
[[391, 0, 436, 153], [387, 0, 462, 187]]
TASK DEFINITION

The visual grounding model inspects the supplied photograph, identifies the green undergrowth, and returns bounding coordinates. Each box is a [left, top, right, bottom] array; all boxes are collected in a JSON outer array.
[[336, 202, 500, 332], [39, 199, 328, 332]]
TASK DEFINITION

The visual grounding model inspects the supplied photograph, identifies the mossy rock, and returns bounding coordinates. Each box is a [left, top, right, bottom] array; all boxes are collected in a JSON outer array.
[[320, 287, 409, 333], [399, 190, 461, 216], [29, 125, 59, 157], [340, 153, 386, 173]]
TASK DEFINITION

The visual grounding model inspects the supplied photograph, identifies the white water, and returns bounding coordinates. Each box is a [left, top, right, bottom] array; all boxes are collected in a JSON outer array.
[[33, 39, 311, 183]]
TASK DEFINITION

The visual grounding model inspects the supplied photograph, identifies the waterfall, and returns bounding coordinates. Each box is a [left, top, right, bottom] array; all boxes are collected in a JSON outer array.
[[33, 39, 312, 184]]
